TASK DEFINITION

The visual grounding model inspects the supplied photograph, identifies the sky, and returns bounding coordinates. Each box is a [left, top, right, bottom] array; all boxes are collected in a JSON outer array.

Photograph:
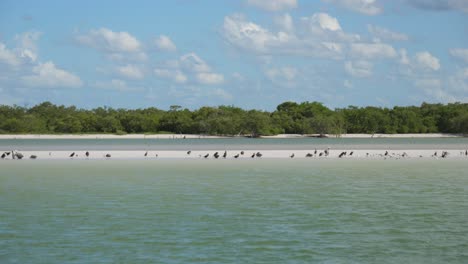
[[0, 0, 467, 110]]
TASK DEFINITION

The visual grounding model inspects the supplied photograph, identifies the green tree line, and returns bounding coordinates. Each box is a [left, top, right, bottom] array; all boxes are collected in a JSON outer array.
[[1, 101, 467, 136]]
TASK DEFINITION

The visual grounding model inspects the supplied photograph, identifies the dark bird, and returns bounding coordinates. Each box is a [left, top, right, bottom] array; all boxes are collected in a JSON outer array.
[[1, 153, 5, 159], [234, 154, 240, 158], [441, 151, 448, 158], [349, 151, 354, 156], [5, 151, 11, 156], [144, 151, 148, 157], [86, 151, 89, 158], [240, 151, 244, 155], [324, 148, 330, 156], [384, 151, 388, 156], [338, 152, 346, 158], [251, 153, 255, 158], [290, 153, 295, 158], [319, 152, 323, 157], [366, 153, 369, 157], [256, 152, 262, 158], [223, 151, 227, 158], [30, 155, 37, 159], [314, 149, 317, 155], [213, 152, 220, 159], [105, 153, 111, 158], [187, 150, 191, 155], [306, 153, 313, 157], [15, 152, 24, 159], [433, 151, 438, 157], [69, 152, 75, 158], [204, 153, 209, 158], [465, 150, 467, 156]]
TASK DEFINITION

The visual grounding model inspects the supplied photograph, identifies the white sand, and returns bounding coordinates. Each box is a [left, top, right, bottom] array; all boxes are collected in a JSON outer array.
[[0, 133, 464, 139], [2, 149, 467, 160]]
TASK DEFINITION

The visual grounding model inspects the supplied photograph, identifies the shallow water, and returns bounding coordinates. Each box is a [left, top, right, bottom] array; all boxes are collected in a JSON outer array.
[[1, 159, 467, 263], [1, 137, 468, 151]]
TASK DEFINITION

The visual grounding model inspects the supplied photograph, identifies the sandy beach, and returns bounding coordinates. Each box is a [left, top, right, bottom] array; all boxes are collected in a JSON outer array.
[[0, 133, 465, 140]]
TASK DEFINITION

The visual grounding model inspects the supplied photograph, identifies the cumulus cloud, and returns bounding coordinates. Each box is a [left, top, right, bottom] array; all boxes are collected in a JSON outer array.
[[367, 25, 409, 41], [154, 68, 188, 84], [265, 66, 298, 86], [322, 0, 382, 15], [350, 43, 397, 59], [450, 48, 468, 64], [155, 52, 223, 85], [154, 35, 177, 52], [93, 79, 142, 92], [345, 60, 373, 77], [247, 0, 297, 11], [76, 28, 141, 52], [116, 64, 144, 79], [406, 0, 468, 13], [0, 43, 21, 67], [275, 13, 294, 32], [15, 31, 41, 62], [415, 51, 440, 71], [222, 13, 359, 59], [21, 61, 82, 88]]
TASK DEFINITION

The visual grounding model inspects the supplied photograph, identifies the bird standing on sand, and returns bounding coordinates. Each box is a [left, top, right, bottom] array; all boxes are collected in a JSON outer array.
[[251, 153, 255, 158], [30, 155, 37, 159], [256, 152, 262, 158], [223, 151, 227, 158], [105, 153, 111, 158], [349, 151, 354, 156], [290, 153, 295, 158], [204, 153, 209, 158], [214, 152, 220, 159], [240, 151, 244, 155], [86, 151, 89, 158], [144, 151, 148, 157], [306, 153, 313, 157], [69, 152, 75, 158], [15, 152, 24, 159], [234, 154, 240, 158], [187, 150, 192, 155], [1, 153, 5, 159], [384, 151, 388, 156]]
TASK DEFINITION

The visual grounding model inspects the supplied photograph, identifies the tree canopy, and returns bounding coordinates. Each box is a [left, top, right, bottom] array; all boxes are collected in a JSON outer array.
[[0, 101, 467, 136]]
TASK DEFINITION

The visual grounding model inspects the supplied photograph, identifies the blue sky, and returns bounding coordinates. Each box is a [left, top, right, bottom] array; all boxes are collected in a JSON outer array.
[[0, 0, 467, 110]]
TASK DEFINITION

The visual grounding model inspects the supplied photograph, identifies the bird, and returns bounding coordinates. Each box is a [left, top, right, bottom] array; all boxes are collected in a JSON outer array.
[[15, 152, 24, 159], [105, 153, 111, 158], [234, 154, 240, 158], [338, 152, 346, 158], [240, 151, 244, 155], [1, 153, 5, 159], [465, 150, 467, 156], [85, 151, 89, 158], [5, 151, 11, 156], [433, 151, 438, 157], [251, 153, 255, 158], [314, 149, 317, 155], [319, 152, 323, 157], [213, 152, 219, 159], [290, 153, 295, 158], [204, 153, 209, 158], [69, 152, 75, 158], [187, 150, 191, 155], [144, 151, 148, 157], [223, 151, 227, 158], [256, 152, 262, 158], [30, 155, 37, 159], [305, 153, 313, 157], [384, 151, 388, 156], [349, 151, 354, 156]]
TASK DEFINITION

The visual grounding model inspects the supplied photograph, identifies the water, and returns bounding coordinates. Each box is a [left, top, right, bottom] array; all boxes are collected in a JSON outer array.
[[1, 137, 468, 151], [1, 159, 468, 263]]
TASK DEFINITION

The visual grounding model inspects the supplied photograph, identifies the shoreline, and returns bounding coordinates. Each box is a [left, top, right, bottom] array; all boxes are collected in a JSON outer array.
[[0, 133, 465, 140], [2, 149, 467, 160]]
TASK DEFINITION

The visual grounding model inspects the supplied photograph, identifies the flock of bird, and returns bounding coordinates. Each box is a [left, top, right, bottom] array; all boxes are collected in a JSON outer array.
[[1, 149, 468, 160]]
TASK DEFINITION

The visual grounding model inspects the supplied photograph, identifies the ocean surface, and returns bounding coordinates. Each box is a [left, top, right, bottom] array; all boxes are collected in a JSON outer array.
[[1, 137, 468, 150], [1, 159, 468, 263]]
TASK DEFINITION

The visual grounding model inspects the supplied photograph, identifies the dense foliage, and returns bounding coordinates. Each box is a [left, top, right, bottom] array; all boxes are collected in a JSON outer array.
[[1, 101, 467, 136]]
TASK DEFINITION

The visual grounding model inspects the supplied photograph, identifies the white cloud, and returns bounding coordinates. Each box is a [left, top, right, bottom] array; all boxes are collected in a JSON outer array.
[[212, 88, 233, 100], [116, 64, 144, 79], [350, 43, 397, 59], [414, 78, 441, 88], [155, 68, 188, 84], [406, 0, 468, 13], [448, 67, 468, 92], [94, 79, 142, 92], [323, 0, 382, 15], [247, 0, 297, 11], [15, 31, 41, 62], [222, 13, 353, 59], [450, 48, 468, 64], [275, 13, 294, 32], [154, 35, 177, 52], [21, 61, 82, 88], [180, 53, 212, 73], [265, 66, 298, 86], [0, 43, 21, 67], [344, 79, 353, 88], [345, 60, 373, 78], [367, 25, 408, 41], [76, 28, 141, 53], [196, 72, 224, 84], [415, 51, 440, 71], [308, 13, 342, 31]]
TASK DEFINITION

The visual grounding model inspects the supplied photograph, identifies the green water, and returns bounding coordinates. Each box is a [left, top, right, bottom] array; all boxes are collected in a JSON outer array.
[[1, 160, 468, 263]]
